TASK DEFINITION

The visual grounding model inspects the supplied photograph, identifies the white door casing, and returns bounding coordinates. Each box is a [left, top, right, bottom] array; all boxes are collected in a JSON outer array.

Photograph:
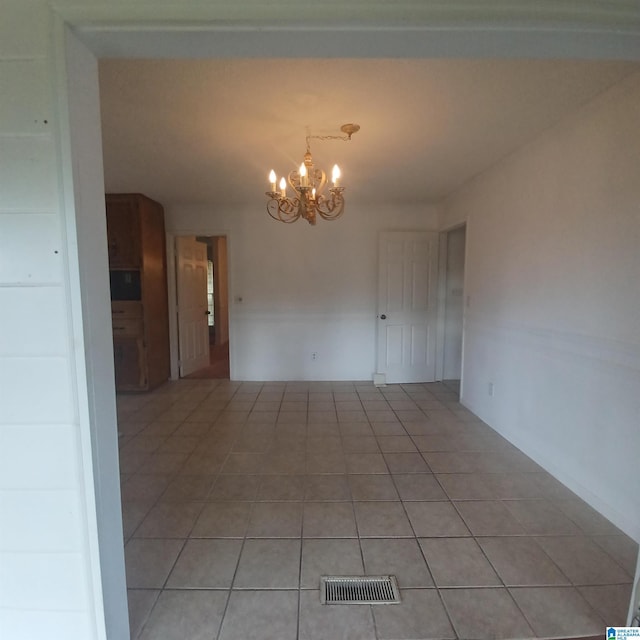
[[376, 231, 438, 384], [176, 236, 210, 376], [443, 225, 466, 381]]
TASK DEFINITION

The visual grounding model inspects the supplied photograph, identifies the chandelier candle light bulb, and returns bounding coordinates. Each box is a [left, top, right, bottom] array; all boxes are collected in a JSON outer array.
[[332, 164, 341, 187], [299, 163, 307, 187], [265, 123, 359, 225]]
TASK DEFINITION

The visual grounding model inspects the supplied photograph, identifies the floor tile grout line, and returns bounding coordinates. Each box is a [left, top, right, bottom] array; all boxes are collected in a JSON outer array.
[[296, 494, 304, 640], [211, 589, 231, 640], [213, 518, 250, 636], [433, 585, 461, 640], [130, 588, 162, 640], [589, 535, 639, 579], [507, 582, 608, 635], [128, 535, 191, 640]]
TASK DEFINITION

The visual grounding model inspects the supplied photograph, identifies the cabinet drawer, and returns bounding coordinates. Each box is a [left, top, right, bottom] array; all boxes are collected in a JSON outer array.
[[112, 318, 143, 337], [111, 301, 143, 318]]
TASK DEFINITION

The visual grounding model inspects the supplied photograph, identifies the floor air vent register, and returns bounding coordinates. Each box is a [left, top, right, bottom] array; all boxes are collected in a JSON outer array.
[[320, 576, 401, 605]]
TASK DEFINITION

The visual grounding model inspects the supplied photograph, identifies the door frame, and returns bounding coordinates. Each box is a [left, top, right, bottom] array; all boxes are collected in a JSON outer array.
[[166, 230, 233, 380], [435, 221, 469, 394], [54, 9, 640, 639]]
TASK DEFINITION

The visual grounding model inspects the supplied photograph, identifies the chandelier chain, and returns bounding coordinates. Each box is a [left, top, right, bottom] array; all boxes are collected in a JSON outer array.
[[305, 134, 353, 151]]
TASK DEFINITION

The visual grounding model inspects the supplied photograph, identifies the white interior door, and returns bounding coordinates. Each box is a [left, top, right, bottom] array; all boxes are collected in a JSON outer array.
[[376, 231, 438, 383], [176, 236, 210, 376]]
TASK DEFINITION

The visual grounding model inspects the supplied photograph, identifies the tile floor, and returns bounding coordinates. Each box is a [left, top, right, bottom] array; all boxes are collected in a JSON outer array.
[[117, 380, 638, 640]]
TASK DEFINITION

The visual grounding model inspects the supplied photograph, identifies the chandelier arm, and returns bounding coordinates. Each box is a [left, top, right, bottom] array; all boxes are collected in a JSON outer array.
[[267, 197, 302, 224], [315, 190, 345, 221], [288, 169, 301, 191], [309, 168, 326, 192]]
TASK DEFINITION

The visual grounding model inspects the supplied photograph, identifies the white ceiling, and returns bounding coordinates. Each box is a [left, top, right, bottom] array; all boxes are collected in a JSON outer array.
[[98, 58, 638, 207]]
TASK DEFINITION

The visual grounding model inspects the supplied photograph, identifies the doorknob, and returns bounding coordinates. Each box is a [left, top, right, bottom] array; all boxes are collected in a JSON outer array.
[[205, 310, 211, 315], [380, 314, 387, 320]]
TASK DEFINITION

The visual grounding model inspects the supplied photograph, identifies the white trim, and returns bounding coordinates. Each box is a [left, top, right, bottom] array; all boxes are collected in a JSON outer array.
[[51, 15, 107, 640], [165, 231, 179, 380], [51, 1, 640, 28], [435, 221, 468, 387], [72, 27, 640, 61], [459, 216, 471, 401], [435, 231, 447, 382], [51, 1, 640, 62], [629, 555, 640, 625], [464, 310, 640, 374]]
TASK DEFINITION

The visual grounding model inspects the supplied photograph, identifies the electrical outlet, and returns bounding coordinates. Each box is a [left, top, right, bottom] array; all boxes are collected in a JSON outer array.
[[311, 352, 318, 361], [488, 382, 494, 397]]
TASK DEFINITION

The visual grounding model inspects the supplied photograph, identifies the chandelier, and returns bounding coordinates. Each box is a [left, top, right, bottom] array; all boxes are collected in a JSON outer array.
[[266, 123, 360, 225]]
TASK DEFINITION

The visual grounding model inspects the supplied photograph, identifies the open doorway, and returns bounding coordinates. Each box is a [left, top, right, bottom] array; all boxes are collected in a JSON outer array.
[[57, 21, 640, 640], [442, 224, 466, 396], [175, 235, 230, 379]]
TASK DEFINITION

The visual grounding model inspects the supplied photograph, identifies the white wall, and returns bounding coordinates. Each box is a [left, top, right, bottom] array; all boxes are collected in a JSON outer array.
[[166, 202, 439, 380], [442, 72, 640, 541], [0, 4, 109, 640]]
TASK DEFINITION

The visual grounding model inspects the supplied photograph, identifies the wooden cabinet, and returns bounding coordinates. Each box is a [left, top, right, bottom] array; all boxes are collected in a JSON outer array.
[[106, 197, 141, 267], [113, 336, 145, 389], [106, 194, 170, 392]]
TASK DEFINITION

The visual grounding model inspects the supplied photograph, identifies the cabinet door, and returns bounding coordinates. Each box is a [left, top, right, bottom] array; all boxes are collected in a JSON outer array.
[[113, 336, 146, 390], [106, 197, 141, 267]]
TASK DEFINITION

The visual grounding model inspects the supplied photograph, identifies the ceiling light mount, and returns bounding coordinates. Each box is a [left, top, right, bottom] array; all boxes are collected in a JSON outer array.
[[340, 123, 360, 138], [266, 123, 360, 225]]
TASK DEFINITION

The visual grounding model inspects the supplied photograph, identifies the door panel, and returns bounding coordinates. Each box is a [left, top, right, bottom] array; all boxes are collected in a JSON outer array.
[[377, 231, 438, 383], [176, 236, 210, 377], [411, 324, 428, 365], [386, 326, 403, 367]]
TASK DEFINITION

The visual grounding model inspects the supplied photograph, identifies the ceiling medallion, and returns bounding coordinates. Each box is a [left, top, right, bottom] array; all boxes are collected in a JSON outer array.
[[266, 123, 360, 225]]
